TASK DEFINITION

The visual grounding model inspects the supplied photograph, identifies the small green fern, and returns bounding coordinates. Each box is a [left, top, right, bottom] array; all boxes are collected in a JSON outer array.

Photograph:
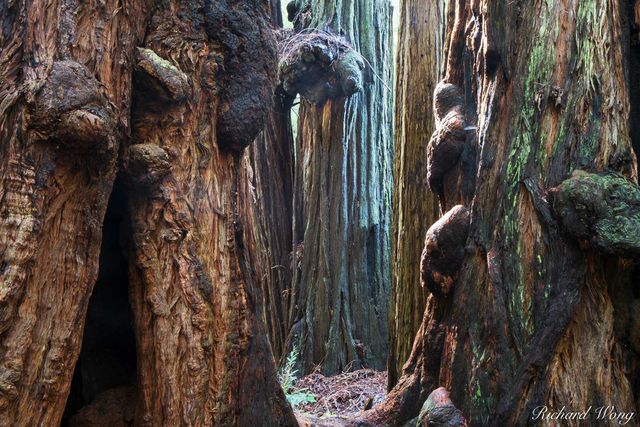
[[278, 346, 316, 408]]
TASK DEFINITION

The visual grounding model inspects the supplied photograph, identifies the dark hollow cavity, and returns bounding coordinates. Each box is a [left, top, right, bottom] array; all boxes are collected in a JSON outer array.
[[61, 177, 136, 426]]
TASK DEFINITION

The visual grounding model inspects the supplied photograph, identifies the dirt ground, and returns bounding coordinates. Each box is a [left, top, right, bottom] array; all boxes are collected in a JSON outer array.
[[293, 369, 387, 419]]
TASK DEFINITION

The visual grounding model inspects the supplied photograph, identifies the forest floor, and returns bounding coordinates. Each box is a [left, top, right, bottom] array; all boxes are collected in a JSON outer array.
[[293, 369, 387, 419]]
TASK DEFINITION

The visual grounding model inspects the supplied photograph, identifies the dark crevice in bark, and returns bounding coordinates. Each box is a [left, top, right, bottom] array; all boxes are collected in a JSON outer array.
[[61, 177, 136, 425]]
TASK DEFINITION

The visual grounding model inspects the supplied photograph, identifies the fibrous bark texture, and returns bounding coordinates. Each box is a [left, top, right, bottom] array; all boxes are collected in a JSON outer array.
[[242, 5, 296, 364], [125, 0, 296, 425], [0, 1, 149, 425], [2, 0, 298, 426], [245, 90, 296, 364], [360, 0, 640, 425], [285, 0, 394, 375], [387, 0, 443, 389]]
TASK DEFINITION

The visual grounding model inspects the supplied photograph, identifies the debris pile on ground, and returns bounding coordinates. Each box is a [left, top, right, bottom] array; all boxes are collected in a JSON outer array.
[[293, 369, 387, 418]]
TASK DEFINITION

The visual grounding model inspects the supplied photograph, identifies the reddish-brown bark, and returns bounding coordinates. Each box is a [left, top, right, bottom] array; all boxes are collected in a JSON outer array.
[[1, 0, 297, 426], [363, 0, 640, 425], [0, 0, 150, 424], [125, 1, 296, 425]]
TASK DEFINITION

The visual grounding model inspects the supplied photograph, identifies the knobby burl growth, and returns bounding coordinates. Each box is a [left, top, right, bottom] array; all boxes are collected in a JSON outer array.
[[129, 48, 182, 189], [550, 170, 640, 257], [204, 0, 278, 152], [427, 81, 468, 206], [417, 387, 468, 427], [26, 60, 116, 154], [278, 31, 365, 104], [420, 205, 470, 297], [127, 143, 171, 188], [134, 48, 190, 105]]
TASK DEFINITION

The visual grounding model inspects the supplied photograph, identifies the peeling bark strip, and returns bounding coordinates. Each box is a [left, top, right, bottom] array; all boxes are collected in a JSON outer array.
[[286, 0, 393, 375], [359, 0, 640, 425], [0, 0, 149, 424], [126, 0, 296, 426]]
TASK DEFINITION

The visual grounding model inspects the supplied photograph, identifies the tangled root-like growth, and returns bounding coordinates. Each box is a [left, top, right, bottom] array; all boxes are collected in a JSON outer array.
[[134, 48, 189, 104], [278, 30, 365, 105], [420, 205, 470, 297], [427, 81, 467, 197], [204, 0, 277, 153], [26, 60, 116, 151], [127, 143, 171, 187], [550, 170, 640, 257], [417, 387, 467, 427]]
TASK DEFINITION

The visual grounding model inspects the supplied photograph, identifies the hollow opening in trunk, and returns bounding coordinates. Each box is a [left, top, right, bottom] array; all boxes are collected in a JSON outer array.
[[62, 177, 137, 425]]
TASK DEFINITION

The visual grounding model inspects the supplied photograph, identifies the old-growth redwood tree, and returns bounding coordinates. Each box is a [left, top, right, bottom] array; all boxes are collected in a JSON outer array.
[[242, 3, 296, 363], [387, 0, 443, 389], [0, 0, 297, 426], [282, 0, 394, 374], [361, 0, 640, 425]]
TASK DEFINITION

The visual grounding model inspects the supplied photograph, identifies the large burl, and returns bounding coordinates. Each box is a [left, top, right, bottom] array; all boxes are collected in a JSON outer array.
[[417, 387, 468, 427], [204, 0, 277, 152], [420, 205, 470, 297], [550, 170, 640, 257], [427, 81, 467, 202], [278, 33, 365, 105], [26, 60, 116, 151]]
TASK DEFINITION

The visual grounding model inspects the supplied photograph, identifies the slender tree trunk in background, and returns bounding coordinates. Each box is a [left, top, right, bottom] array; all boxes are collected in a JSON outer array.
[[1, 0, 297, 426], [244, 92, 295, 363], [360, 0, 640, 425], [244, 4, 296, 363], [387, 0, 443, 390], [0, 1, 149, 425], [286, 0, 394, 375]]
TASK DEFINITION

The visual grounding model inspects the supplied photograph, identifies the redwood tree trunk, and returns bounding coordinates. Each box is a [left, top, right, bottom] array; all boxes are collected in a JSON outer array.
[[0, 1, 149, 425], [125, 1, 296, 425], [286, 0, 394, 375], [387, 0, 443, 390], [1, 0, 297, 426], [245, 91, 295, 363], [362, 0, 640, 425], [244, 4, 296, 362]]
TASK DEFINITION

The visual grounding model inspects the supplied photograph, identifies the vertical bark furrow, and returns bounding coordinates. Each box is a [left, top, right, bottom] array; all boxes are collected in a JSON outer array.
[[287, 0, 393, 375], [388, 0, 444, 389]]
